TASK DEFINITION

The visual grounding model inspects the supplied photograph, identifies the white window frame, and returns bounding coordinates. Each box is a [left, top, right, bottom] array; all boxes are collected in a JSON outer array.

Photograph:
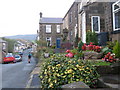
[[46, 25, 51, 33], [91, 16, 100, 33], [56, 25, 60, 33], [113, 0, 120, 31]]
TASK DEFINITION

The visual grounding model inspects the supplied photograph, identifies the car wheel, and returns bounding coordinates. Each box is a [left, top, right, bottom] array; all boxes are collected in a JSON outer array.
[[13, 60, 16, 63]]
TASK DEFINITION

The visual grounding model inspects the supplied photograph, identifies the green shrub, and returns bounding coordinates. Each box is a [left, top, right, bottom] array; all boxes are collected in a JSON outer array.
[[113, 41, 120, 58], [102, 47, 112, 55], [40, 54, 99, 88], [86, 30, 98, 45], [106, 41, 117, 50], [78, 41, 83, 52]]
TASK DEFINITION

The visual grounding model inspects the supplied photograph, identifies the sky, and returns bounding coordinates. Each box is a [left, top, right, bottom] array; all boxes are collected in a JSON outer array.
[[0, 0, 74, 37]]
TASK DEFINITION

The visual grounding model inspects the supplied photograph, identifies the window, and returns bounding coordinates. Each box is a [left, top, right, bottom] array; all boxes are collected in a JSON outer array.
[[56, 25, 60, 33], [2, 43, 6, 50], [91, 16, 100, 33], [69, 12, 72, 23], [74, 24, 77, 37], [113, 0, 120, 31], [46, 37, 51, 46], [46, 25, 51, 33]]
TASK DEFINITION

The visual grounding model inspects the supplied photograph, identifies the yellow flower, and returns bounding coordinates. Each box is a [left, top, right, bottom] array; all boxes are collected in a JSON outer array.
[[74, 68, 77, 70], [76, 79, 79, 81], [73, 61, 76, 63], [48, 78, 51, 82], [86, 67, 89, 69], [52, 67, 55, 69], [68, 69, 73, 73], [57, 73, 60, 77], [56, 64, 60, 67], [40, 76, 43, 78], [54, 80, 57, 83], [68, 60, 72, 63], [63, 76, 66, 78], [49, 83, 53, 87], [76, 64, 79, 68], [44, 71, 47, 74]]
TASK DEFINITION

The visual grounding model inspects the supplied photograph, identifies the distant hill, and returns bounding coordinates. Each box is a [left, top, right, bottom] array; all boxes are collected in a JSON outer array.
[[4, 34, 37, 41]]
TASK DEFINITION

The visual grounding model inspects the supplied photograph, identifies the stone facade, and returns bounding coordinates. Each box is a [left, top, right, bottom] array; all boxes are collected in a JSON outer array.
[[39, 23, 63, 46], [78, 1, 120, 43], [63, 2, 80, 44], [39, 14, 63, 47]]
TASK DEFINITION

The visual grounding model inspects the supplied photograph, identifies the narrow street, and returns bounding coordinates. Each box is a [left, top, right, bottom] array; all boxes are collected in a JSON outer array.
[[2, 49, 37, 88]]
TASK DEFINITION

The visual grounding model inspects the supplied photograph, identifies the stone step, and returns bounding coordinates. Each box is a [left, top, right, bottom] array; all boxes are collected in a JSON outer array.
[[104, 83, 120, 88], [99, 75, 120, 84], [99, 74, 120, 89]]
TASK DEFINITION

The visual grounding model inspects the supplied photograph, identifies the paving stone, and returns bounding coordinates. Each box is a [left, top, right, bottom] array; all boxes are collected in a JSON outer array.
[[62, 81, 90, 89]]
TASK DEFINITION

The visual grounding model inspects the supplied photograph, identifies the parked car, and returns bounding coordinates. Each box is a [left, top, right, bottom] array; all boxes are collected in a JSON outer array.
[[14, 55, 22, 62], [18, 52, 23, 57], [3, 53, 15, 63]]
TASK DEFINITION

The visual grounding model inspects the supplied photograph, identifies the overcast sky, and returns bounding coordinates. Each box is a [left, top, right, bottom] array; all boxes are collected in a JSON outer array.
[[0, 0, 74, 37]]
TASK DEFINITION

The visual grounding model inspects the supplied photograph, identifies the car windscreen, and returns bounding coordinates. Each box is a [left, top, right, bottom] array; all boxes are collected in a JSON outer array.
[[6, 55, 13, 57], [15, 55, 20, 58]]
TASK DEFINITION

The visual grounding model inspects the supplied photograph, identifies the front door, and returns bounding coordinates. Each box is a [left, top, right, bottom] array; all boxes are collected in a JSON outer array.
[[81, 12, 86, 43], [56, 38, 61, 48]]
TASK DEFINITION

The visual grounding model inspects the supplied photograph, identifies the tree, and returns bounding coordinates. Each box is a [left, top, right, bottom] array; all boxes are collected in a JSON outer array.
[[2, 37, 16, 53]]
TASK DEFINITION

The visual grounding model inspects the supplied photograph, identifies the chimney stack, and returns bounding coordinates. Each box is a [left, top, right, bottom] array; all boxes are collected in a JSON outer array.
[[40, 12, 42, 18]]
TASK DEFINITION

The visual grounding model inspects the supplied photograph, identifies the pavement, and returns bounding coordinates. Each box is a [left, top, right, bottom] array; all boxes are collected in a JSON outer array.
[[26, 64, 41, 88]]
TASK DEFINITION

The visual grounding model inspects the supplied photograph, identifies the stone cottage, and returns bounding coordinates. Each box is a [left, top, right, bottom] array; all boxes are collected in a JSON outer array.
[[39, 13, 63, 48], [78, 0, 119, 45]]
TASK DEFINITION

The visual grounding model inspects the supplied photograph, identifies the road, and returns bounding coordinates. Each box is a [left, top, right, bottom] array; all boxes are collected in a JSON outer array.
[[2, 49, 37, 88]]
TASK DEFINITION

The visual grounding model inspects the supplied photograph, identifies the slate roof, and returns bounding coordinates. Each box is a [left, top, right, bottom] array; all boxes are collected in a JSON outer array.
[[39, 17, 63, 24], [0, 38, 6, 43]]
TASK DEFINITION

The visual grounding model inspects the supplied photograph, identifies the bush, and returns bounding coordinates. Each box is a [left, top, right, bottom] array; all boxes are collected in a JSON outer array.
[[40, 54, 99, 88], [86, 30, 98, 45], [102, 47, 112, 55], [78, 41, 83, 52], [107, 41, 117, 50], [113, 41, 120, 58]]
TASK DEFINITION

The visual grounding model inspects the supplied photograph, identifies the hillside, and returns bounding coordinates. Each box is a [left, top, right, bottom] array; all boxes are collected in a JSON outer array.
[[4, 34, 37, 41]]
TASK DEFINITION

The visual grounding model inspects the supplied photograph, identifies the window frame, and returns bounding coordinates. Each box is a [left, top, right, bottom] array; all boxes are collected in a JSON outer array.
[[91, 16, 100, 33], [56, 25, 61, 33], [113, 0, 120, 31], [46, 25, 51, 33]]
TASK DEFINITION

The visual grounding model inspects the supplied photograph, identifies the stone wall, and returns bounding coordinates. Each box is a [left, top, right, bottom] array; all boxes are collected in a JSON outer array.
[[39, 23, 63, 46]]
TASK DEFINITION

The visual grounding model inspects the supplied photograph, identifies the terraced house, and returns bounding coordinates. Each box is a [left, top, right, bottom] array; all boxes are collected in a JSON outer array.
[[63, 2, 80, 44], [78, 0, 120, 44], [39, 13, 63, 48]]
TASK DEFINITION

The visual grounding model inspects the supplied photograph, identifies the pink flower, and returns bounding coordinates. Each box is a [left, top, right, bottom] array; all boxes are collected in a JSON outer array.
[[66, 50, 70, 53], [68, 53, 74, 58]]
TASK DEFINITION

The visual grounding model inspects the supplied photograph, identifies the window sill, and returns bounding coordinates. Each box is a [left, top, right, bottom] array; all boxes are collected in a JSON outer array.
[[111, 30, 120, 34]]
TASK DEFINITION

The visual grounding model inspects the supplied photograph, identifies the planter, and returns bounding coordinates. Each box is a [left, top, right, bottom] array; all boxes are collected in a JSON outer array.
[[96, 62, 120, 75]]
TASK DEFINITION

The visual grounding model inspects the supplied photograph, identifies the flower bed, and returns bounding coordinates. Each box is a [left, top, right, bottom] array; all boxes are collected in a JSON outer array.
[[40, 54, 99, 88]]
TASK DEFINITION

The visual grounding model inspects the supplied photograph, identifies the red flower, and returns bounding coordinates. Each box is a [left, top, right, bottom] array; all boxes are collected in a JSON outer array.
[[66, 50, 70, 53], [90, 42, 93, 45]]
